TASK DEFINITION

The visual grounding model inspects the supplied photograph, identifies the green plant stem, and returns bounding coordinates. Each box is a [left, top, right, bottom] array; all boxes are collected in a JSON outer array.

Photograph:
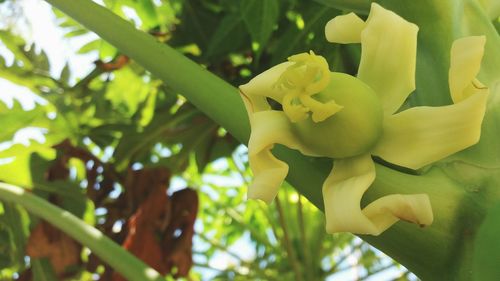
[[275, 196, 303, 281], [297, 195, 313, 281], [0, 182, 164, 281]]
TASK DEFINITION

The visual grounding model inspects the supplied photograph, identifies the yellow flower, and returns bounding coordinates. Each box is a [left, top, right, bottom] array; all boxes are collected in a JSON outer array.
[[239, 3, 489, 235]]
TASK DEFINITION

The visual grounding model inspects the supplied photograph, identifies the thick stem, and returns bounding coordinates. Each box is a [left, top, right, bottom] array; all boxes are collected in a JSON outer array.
[[0, 183, 164, 281]]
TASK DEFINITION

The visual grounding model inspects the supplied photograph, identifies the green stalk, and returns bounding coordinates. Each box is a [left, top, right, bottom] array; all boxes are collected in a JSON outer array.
[[0, 182, 164, 281], [42, 0, 499, 280]]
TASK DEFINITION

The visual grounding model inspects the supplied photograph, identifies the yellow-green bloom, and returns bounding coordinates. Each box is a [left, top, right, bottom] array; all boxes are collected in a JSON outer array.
[[240, 3, 489, 235]]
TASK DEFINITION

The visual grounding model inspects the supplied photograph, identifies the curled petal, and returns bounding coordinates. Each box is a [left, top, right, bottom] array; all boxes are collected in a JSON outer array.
[[362, 194, 433, 235], [358, 3, 418, 115], [323, 154, 433, 235], [449, 36, 486, 103], [248, 148, 287, 203], [323, 154, 379, 234], [248, 110, 317, 203], [325, 12, 366, 43], [372, 91, 489, 170], [239, 62, 292, 112]]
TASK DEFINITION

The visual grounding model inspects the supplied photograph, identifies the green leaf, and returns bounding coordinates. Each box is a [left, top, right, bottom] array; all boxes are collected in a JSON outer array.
[[473, 202, 500, 280], [62, 27, 89, 38], [77, 39, 100, 54], [0, 100, 46, 143], [113, 106, 198, 170], [0, 62, 57, 93], [240, 0, 279, 51], [172, 0, 219, 50], [0, 153, 35, 187], [205, 13, 248, 59], [104, 66, 150, 116], [98, 40, 118, 60], [60, 63, 71, 84], [137, 84, 158, 127], [133, 0, 159, 30], [24, 46, 50, 73], [1, 203, 29, 266], [270, 4, 338, 65], [0, 31, 33, 70]]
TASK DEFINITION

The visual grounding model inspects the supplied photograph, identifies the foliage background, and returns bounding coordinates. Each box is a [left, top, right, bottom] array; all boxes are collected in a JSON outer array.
[[0, 0, 481, 280]]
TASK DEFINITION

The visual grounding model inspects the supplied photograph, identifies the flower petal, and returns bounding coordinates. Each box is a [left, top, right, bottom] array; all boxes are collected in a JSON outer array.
[[325, 13, 366, 44], [362, 194, 433, 235], [322, 154, 434, 235], [239, 62, 292, 113], [248, 110, 316, 203], [449, 36, 486, 103], [358, 3, 418, 115], [322, 154, 379, 234], [372, 91, 489, 170]]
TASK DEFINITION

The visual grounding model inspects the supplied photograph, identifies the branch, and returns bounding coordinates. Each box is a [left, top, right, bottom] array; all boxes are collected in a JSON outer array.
[[196, 232, 244, 263], [275, 196, 303, 281], [0, 182, 163, 281], [297, 195, 314, 280]]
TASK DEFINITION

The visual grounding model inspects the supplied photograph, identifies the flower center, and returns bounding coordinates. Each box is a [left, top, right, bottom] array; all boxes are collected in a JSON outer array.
[[276, 51, 343, 123], [274, 52, 384, 158]]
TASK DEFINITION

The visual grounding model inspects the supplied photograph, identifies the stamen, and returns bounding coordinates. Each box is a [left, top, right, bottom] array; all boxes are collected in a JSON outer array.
[[300, 95, 343, 122], [276, 51, 342, 123], [283, 92, 309, 122]]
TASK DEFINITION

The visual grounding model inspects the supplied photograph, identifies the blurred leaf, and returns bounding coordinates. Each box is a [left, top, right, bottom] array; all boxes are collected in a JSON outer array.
[[0, 63, 57, 93], [77, 39, 100, 54], [240, 0, 279, 53], [131, 0, 159, 30], [24, 46, 50, 73], [137, 84, 158, 127], [172, 0, 219, 50], [0, 153, 34, 187], [60, 63, 71, 84], [104, 66, 150, 116], [0, 30, 33, 70], [113, 106, 198, 170], [98, 40, 118, 60], [205, 13, 248, 59], [62, 27, 89, 38], [270, 3, 339, 65], [0, 101, 46, 143], [0, 203, 29, 266], [0, 142, 53, 159]]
